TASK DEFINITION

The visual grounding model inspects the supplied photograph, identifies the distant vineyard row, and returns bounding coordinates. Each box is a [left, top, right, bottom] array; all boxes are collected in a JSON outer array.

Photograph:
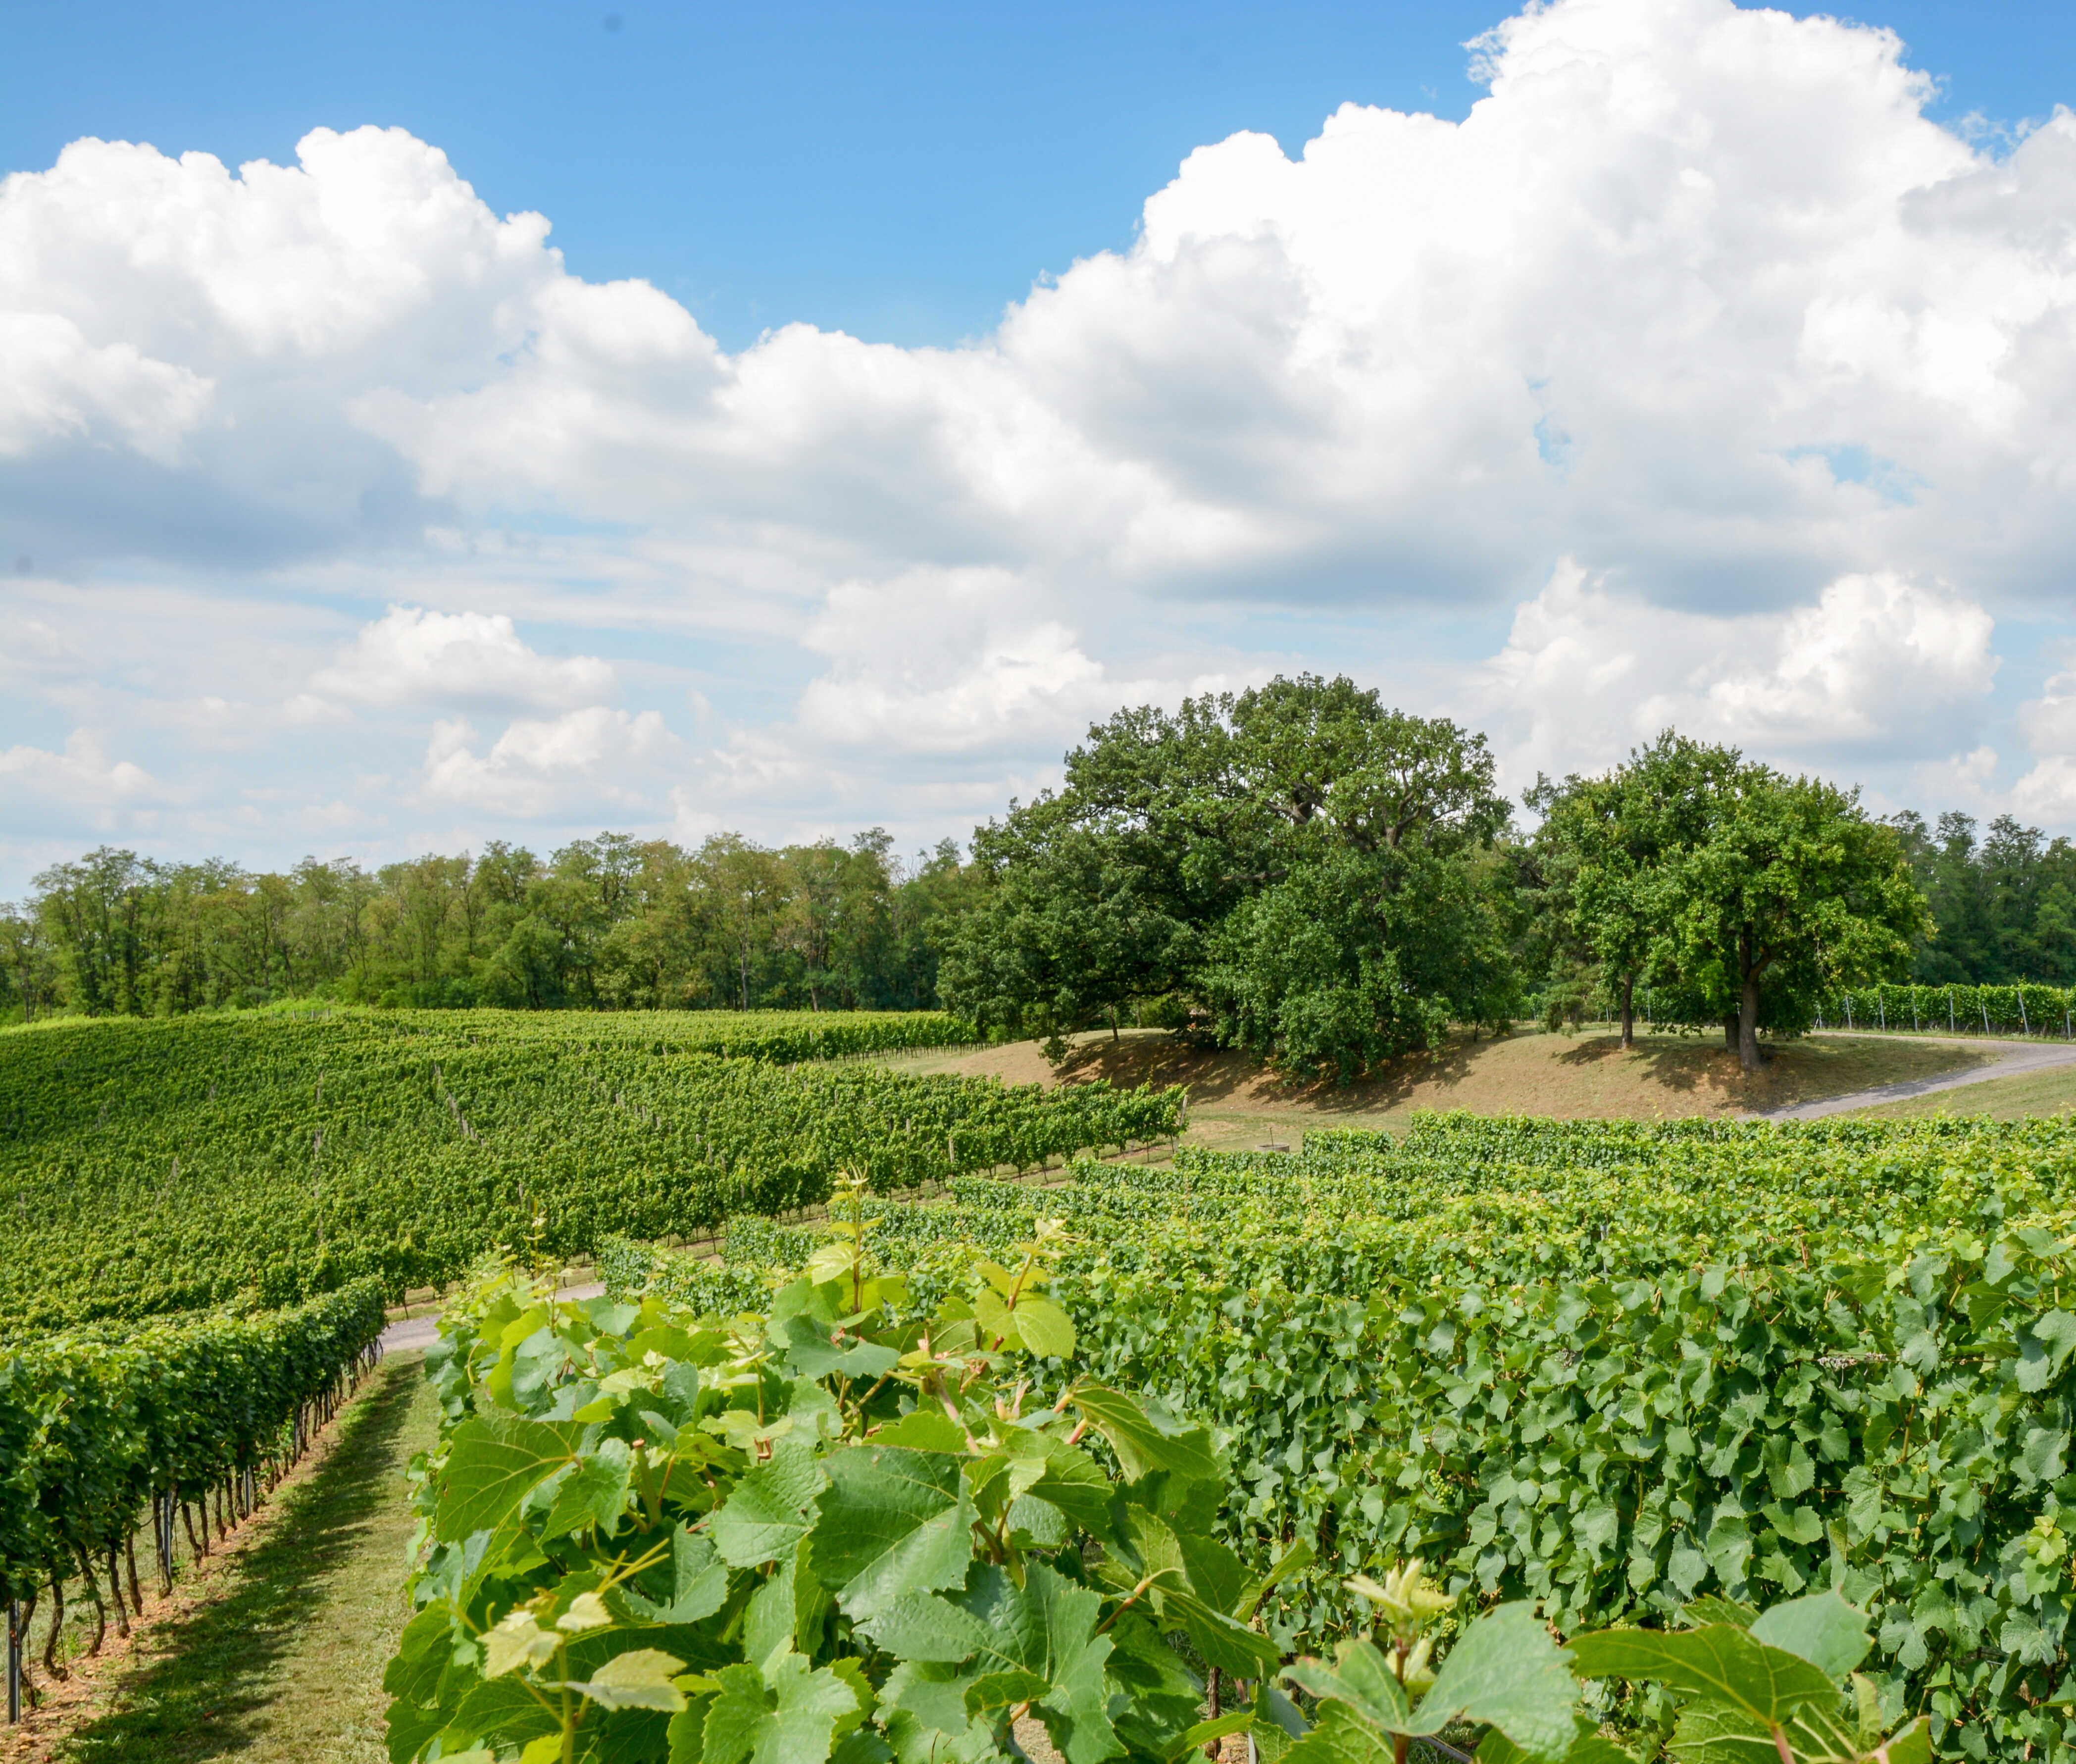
[[1824, 980, 2076, 1037], [0, 1010, 1176, 1328]]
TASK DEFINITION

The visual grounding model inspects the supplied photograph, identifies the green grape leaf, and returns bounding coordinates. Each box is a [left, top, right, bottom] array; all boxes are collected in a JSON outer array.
[[620, 1527, 729, 1625], [382, 1599, 458, 1704], [1022, 1440, 1116, 1536], [382, 1695, 449, 1764], [702, 1653, 860, 1764], [1566, 1625, 1835, 1726], [1746, 1591, 1871, 1680], [1069, 1385, 1218, 1485], [1284, 1638, 1413, 1735], [868, 1410, 970, 1452], [450, 1673, 562, 1750], [556, 1647, 690, 1712], [1239, 1536, 1316, 1621], [778, 1313, 902, 1382], [962, 1667, 1055, 1715], [712, 1443, 825, 1568], [1282, 1699, 1399, 1764], [808, 1445, 977, 1621], [1158, 1583, 1284, 1677], [1404, 1601, 1582, 1761], [1165, 1712, 1259, 1763], [434, 1411, 584, 1541], [1007, 1295, 1077, 1361], [542, 1436, 632, 1541], [1478, 1732, 1637, 1764], [1679, 1598, 1757, 1632]]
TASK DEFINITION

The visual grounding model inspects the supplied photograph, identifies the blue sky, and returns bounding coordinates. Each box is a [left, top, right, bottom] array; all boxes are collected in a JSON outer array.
[[5, 0, 2076, 892], [4, 0, 2068, 352]]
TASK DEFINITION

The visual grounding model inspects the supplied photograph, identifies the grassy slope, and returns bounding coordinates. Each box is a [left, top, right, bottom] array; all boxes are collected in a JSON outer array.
[[41, 1356, 437, 1764], [882, 1025, 1993, 1146]]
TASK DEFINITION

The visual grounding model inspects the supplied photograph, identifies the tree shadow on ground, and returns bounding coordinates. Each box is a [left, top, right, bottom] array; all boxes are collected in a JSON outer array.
[[1053, 1027, 1507, 1112], [63, 1367, 418, 1763], [1549, 1034, 1723, 1094]]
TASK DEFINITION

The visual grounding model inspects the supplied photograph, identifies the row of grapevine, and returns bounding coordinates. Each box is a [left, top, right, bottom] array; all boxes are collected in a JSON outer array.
[[1826, 980, 2076, 1038], [601, 1119, 2076, 1758], [0, 1012, 1180, 1327], [1, 1005, 983, 1066], [0, 1279, 387, 1706]]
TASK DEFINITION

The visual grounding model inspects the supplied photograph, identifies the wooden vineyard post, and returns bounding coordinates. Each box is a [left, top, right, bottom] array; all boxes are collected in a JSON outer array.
[[7, 1598, 19, 1724]]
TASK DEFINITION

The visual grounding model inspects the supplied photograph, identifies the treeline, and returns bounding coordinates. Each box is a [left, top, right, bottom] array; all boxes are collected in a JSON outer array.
[[9, 673, 2071, 1076], [0, 831, 978, 1021], [1890, 810, 2076, 985]]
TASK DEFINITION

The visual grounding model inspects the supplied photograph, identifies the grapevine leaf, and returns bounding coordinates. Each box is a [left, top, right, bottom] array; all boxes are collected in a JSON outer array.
[[868, 1410, 969, 1452], [382, 1696, 449, 1764], [381, 1599, 459, 1705], [866, 1563, 1117, 1764], [542, 1436, 632, 1541], [712, 1443, 825, 1567], [1008, 1295, 1077, 1361], [702, 1653, 859, 1764], [808, 1445, 977, 1621], [962, 1667, 1054, 1715], [1402, 1602, 1581, 1762], [1070, 1385, 1218, 1485], [878, 1661, 999, 1763], [1477, 1733, 1636, 1764], [1238, 1536, 1316, 1621], [1678, 1598, 1756, 1632], [450, 1674, 561, 1749], [1158, 1583, 1283, 1676], [1566, 1625, 1835, 1726], [778, 1314, 902, 1382], [1746, 1590, 1870, 1679], [433, 1411, 583, 1541], [2034, 1310, 2076, 1376], [1282, 1699, 1398, 1764], [1284, 1638, 1413, 1734], [555, 1647, 690, 1712], [1175, 1529, 1249, 1617], [620, 1527, 729, 1624], [1023, 1439, 1116, 1536], [859, 1590, 993, 1663], [1165, 1712, 1258, 1763]]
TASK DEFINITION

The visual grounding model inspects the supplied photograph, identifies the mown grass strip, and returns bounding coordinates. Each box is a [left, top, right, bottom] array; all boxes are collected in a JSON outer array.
[[56, 1354, 435, 1764]]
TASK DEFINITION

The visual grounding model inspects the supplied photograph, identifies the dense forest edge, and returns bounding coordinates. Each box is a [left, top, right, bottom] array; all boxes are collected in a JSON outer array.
[[7, 674, 2076, 1081]]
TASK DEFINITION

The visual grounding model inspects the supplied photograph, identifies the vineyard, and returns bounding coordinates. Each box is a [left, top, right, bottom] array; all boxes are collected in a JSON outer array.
[[590, 1111, 2076, 1760], [0, 1009, 1178, 1327], [1828, 980, 2076, 1039]]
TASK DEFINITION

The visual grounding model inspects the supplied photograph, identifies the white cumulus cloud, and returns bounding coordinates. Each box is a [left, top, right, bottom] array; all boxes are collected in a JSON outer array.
[[312, 605, 620, 715], [13, 0, 2076, 880]]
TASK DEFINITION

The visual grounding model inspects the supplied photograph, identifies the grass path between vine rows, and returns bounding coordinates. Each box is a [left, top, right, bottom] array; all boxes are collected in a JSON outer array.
[[31, 1353, 436, 1764]]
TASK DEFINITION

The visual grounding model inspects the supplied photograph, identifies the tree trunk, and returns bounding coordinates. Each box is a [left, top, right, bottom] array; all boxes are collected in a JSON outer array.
[[1619, 975, 1635, 1049], [1736, 926, 1771, 1072], [1739, 966, 1765, 1071], [1723, 1011, 1739, 1053]]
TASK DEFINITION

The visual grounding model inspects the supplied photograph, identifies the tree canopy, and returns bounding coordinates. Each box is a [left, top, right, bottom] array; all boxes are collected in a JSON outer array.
[[939, 674, 1517, 1078], [1532, 735, 1927, 1069]]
